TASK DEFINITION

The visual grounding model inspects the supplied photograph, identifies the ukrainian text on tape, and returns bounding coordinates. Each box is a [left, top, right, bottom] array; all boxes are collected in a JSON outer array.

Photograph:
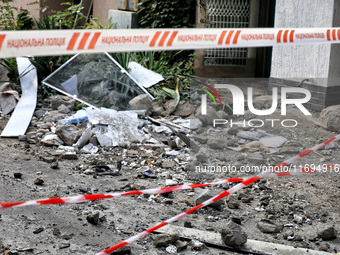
[[1, 27, 340, 58]]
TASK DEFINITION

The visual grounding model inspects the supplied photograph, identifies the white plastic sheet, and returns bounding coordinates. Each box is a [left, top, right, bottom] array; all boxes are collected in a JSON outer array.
[[1, 57, 37, 137]]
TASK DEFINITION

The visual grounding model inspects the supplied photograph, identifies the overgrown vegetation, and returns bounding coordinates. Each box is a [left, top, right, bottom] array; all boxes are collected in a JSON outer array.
[[0, 0, 197, 105], [138, 0, 196, 28]]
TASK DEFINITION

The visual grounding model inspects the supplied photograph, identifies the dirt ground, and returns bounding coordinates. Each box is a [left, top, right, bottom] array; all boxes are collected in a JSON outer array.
[[0, 80, 340, 255]]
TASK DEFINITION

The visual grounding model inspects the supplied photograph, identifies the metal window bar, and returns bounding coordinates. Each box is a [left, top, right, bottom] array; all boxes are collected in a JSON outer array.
[[203, 0, 250, 66]]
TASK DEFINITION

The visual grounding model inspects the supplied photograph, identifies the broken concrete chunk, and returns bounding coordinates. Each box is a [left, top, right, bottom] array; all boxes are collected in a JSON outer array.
[[129, 94, 153, 113], [189, 239, 205, 251], [257, 219, 283, 234], [195, 189, 224, 211], [87, 109, 147, 147], [174, 101, 195, 117], [317, 226, 337, 240], [320, 105, 340, 131], [195, 105, 220, 126], [50, 95, 76, 111], [259, 136, 287, 148], [41, 134, 64, 146], [73, 127, 91, 148], [221, 221, 247, 247], [153, 234, 179, 247], [55, 125, 82, 146]]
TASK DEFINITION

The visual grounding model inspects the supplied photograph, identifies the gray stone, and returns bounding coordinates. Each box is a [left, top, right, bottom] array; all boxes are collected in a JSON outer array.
[[174, 240, 187, 252], [189, 118, 203, 130], [207, 138, 225, 150], [247, 153, 266, 165], [189, 240, 205, 251], [280, 146, 301, 154], [86, 212, 100, 225], [317, 226, 337, 240], [195, 189, 224, 211], [162, 160, 176, 169], [320, 105, 340, 131], [18, 135, 27, 141], [34, 108, 48, 118], [257, 220, 283, 234], [217, 110, 229, 119], [129, 94, 153, 113], [228, 126, 239, 135], [55, 125, 82, 146], [174, 101, 195, 117], [193, 135, 208, 144], [34, 178, 44, 186], [153, 234, 179, 247], [221, 221, 247, 247], [58, 104, 71, 114], [196, 105, 220, 126], [259, 136, 287, 148], [227, 195, 240, 209], [50, 95, 75, 111], [151, 100, 164, 116], [196, 152, 208, 163]]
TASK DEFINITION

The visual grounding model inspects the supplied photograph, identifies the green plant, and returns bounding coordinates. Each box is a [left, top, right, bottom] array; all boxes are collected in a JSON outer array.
[[0, 0, 18, 30], [52, 2, 85, 29], [16, 8, 34, 30], [138, 0, 196, 28]]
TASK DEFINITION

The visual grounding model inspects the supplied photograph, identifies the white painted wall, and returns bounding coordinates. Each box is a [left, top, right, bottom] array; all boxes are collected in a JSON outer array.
[[271, 0, 336, 86]]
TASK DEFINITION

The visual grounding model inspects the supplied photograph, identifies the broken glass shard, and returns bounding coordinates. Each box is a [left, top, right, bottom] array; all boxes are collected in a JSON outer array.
[[42, 52, 153, 110]]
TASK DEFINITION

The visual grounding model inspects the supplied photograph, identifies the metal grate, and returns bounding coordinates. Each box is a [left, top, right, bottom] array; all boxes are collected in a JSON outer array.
[[204, 0, 250, 66]]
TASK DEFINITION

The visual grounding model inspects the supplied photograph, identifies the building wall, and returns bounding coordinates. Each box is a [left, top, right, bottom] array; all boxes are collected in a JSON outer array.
[[270, 0, 334, 86], [93, 0, 118, 26], [269, 0, 340, 111]]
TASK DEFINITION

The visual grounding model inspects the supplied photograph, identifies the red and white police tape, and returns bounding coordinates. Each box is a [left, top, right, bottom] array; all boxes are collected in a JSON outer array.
[[95, 134, 339, 255], [1, 27, 340, 58], [0, 165, 334, 210]]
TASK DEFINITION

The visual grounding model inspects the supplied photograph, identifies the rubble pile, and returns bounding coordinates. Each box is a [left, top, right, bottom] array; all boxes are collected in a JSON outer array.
[[0, 90, 340, 255]]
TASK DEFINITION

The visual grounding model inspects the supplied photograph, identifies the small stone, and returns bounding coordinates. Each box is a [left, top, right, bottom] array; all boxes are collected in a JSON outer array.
[[217, 110, 229, 119], [257, 219, 283, 234], [55, 125, 82, 146], [162, 160, 176, 169], [42, 156, 55, 163], [18, 135, 27, 141], [189, 239, 205, 251], [193, 135, 208, 144], [294, 234, 303, 241], [241, 197, 253, 203], [317, 226, 337, 240], [34, 178, 44, 186], [174, 101, 195, 117], [320, 105, 340, 131], [195, 105, 220, 126], [228, 126, 239, 135], [227, 196, 240, 209], [129, 94, 152, 113], [221, 221, 247, 247], [53, 228, 61, 236], [58, 104, 71, 114], [207, 138, 225, 150], [153, 234, 179, 247], [51, 161, 59, 169], [14, 172, 22, 179], [59, 243, 70, 249], [174, 240, 187, 252], [195, 189, 223, 211], [247, 153, 265, 165], [86, 212, 100, 225], [60, 153, 78, 160], [196, 152, 208, 163], [111, 245, 131, 254], [33, 227, 44, 234]]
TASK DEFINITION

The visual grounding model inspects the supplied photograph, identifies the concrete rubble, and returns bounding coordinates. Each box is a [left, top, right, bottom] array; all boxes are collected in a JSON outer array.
[[0, 85, 340, 255]]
